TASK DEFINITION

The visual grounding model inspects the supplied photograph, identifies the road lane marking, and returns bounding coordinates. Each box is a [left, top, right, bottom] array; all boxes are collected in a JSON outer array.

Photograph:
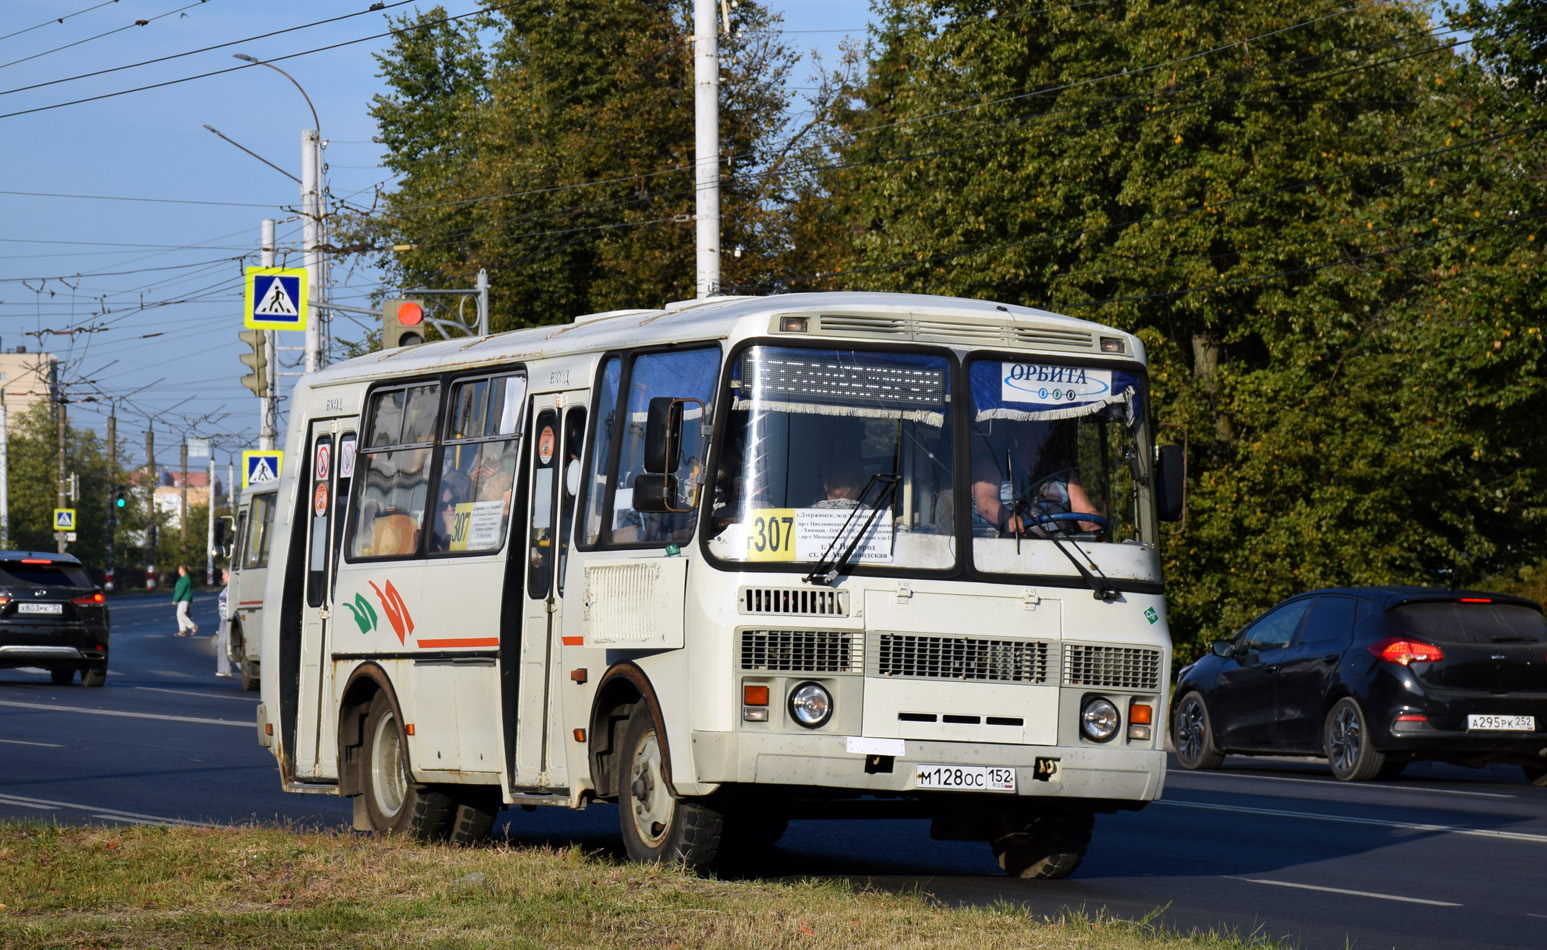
[[1160, 800, 1547, 844], [0, 699, 251, 729], [135, 686, 256, 703], [0, 738, 64, 748], [1169, 769, 1516, 799], [0, 792, 213, 828], [1229, 877, 1461, 907]]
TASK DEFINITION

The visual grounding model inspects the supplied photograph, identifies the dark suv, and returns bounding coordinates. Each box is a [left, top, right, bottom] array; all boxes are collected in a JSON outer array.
[[1171, 587, 1547, 784], [0, 552, 110, 687]]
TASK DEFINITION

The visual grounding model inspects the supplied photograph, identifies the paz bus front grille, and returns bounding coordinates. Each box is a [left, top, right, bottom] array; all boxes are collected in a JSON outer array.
[[739, 587, 849, 617], [1062, 644, 1162, 690], [874, 634, 1049, 684], [740, 630, 863, 674]]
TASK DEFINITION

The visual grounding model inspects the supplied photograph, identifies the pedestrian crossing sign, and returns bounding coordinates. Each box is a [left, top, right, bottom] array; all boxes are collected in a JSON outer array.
[[244, 450, 283, 489], [53, 508, 76, 531], [245, 267, 309, 331]]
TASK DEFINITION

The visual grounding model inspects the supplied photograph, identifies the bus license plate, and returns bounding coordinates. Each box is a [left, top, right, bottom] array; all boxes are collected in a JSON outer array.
[[1467, 714, 1535, 732], [17, 603, 62, 615], [914, 765, 1016, 793]]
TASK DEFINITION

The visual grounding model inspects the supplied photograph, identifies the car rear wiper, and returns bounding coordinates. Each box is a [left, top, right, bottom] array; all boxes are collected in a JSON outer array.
[[803, 473, 901, 587]]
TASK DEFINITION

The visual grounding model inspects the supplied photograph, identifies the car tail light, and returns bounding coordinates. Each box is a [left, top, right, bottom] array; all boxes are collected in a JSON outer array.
[[1369, 637, 1445, 665], [0, 595, 9, 606], [73, 592, 106, 606]]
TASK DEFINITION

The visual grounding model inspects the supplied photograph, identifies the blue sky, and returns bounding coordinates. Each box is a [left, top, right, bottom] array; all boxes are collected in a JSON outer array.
[[0, 0, 873, 473]]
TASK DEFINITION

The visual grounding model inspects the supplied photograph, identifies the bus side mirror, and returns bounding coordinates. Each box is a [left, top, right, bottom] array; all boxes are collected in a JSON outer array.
[[1156, 444, 1185, 522], [644, 397, 683, 474], [633, 473, 680, 513]]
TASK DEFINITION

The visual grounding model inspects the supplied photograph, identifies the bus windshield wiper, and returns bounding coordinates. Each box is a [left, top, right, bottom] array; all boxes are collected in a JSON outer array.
[[804, 473, 901, 586], [1021, 511, 1119, 602]]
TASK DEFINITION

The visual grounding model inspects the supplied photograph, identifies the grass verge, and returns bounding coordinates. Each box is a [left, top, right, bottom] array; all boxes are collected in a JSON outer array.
[[0, 822, 1289, 949]]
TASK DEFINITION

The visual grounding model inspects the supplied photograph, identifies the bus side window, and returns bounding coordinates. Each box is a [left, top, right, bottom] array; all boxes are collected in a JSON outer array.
[[588, 347, 717, 546], [345, 384, 440, 559]]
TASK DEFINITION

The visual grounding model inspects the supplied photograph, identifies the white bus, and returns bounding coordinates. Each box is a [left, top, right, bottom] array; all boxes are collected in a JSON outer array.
[[257, 292, 1184, 877], [226, 487, 277, 691]]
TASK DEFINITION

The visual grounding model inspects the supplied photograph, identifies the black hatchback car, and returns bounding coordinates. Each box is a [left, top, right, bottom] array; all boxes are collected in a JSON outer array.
[[0, 552, 110, 687], [1171, 587, 1547, 784]]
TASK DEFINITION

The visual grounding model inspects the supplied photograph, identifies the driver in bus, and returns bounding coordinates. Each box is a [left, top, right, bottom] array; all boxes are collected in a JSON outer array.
[[969, 421, 1101, 536]]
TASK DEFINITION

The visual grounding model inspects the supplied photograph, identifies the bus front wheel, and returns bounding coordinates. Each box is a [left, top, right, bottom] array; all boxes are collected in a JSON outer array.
[[618, 706, 723, 870], [990, 808, 1094, 879]]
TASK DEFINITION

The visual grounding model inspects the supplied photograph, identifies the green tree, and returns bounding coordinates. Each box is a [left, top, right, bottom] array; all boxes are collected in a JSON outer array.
[[340, 0, 799, 334], [793, 0, 1547, 653], [4, 402, 133, 580]]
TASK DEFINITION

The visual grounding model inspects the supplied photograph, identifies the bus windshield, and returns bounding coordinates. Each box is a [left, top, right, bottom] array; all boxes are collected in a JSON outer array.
[[965, 357, 1157, 577], [706, 346, 954, 571]]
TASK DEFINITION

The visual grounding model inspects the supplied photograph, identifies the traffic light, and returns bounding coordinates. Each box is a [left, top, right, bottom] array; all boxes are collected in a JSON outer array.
[[113, 485, 127, 510], [382, 298, 427, 350], [239, 328, 268, 395]]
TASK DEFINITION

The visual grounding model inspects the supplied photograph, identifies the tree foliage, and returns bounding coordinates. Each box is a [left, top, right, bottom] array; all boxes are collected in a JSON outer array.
[[339, 0, 1547, 657], [343, 1, 799, 333], [788, 0, 1547, 653]]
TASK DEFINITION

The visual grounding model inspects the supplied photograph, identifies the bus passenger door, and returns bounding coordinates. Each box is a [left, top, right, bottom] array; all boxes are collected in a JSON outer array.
[[513, 392, 586, 789], [293, 420, 353, 780]]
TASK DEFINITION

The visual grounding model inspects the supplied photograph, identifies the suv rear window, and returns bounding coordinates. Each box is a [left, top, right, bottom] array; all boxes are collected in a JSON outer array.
[[0, 561, 91, 589], [1388, 601, 1547, 644]]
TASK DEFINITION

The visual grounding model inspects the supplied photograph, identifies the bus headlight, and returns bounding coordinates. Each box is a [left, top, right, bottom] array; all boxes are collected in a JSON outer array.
[[788, 682, 833, 728], [1080, 697, 1120, 743]]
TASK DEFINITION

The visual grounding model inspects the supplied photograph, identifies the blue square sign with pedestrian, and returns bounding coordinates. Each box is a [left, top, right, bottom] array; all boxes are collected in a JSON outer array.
[[245, 267, 309, 331]]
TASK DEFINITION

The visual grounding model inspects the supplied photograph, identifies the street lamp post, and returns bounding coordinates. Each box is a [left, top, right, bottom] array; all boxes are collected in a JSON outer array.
[[233, 53, 326, 373]]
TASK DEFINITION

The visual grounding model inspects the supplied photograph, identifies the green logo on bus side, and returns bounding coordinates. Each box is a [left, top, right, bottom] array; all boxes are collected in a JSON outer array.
[[346, 593, 378, 634]]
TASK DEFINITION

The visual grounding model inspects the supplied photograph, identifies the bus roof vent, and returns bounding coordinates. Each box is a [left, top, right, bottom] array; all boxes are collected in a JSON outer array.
[[739, 586, 849, 618], [1011, 326, 1096, 351], [815, 314, 907, 338], [913, 319, 1006, 345]]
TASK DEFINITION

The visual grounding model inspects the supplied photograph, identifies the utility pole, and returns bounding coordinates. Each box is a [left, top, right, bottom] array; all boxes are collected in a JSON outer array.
[[180, 441, 189, 544], [145, 428, 157, 590], [0, 395, 9, 548], [302, 129, 324, 371], [693, 0, 721, 297], [205, 451, 216, 585], [106, 409, 116, 591], [56, 396, 67, 553]]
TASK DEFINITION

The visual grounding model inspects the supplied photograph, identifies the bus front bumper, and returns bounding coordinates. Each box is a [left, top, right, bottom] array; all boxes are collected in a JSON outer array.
[[687, 730, 1165, 803]]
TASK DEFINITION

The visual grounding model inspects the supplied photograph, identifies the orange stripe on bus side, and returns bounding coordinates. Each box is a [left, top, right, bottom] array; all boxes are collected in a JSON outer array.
[[561, 636, 584, 646], [416, 638, 501, 649]]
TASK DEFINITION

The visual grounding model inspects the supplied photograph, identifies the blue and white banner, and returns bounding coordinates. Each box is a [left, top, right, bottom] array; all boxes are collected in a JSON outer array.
[[972, 361, 1135, 422]]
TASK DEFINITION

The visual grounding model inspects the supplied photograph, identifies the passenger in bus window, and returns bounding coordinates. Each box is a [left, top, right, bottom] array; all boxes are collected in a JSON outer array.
[[472, 448, 515, 513], [969, 422, 1100, 536], [431, 469, 472, 552], [812, 454, 865, 509]]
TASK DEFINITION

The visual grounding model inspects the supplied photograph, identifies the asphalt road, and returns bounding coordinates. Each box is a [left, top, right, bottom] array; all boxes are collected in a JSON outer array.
[[3, 592, 1545, 949]]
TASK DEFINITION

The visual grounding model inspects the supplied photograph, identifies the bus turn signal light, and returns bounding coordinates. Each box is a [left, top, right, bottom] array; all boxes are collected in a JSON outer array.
[[1128, 701, 1153, 741]]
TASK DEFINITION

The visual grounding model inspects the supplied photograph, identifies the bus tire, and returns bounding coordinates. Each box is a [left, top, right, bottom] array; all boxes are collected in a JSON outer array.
[[446, 787, 500, 845], [361, 691, 454, 840], [618, 705, 723, 870], [990, 809, 1094, 880], [240, 661, 259, 692]]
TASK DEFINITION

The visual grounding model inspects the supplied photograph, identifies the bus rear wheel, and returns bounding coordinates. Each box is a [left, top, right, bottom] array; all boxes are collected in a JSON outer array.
[[990, 808, 1094, 879], [618, 706, 723, 870]]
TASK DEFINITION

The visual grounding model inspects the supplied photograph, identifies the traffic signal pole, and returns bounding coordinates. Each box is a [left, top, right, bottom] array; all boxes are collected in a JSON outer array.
[[259, 219, 277, 451]]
